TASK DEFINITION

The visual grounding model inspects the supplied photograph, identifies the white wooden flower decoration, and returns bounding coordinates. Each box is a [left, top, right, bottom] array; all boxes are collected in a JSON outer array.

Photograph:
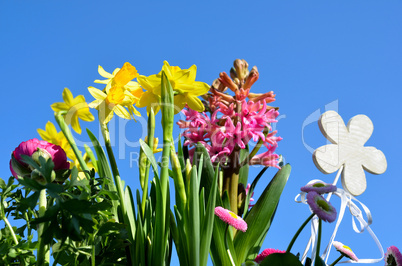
[[313, 111, 387, 196]]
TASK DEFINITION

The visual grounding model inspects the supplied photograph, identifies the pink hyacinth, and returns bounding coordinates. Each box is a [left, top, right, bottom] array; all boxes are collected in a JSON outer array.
[[214, 206, 247, 232], [254, 248, 286, 263], [10, 138, 70, 179]]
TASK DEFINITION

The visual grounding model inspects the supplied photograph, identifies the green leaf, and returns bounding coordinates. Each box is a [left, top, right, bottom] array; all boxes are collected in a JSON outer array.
[[86, 129, 114, 191], [139, 139, 159, 178], [238, 145, 249, 185], [0, 178, 6, 189], [188, 165, 200, 266], [234, 164, 291, 264], [260, 252, 302, 266], [200, 164, 219, 266], [124, 186, 136, 242]]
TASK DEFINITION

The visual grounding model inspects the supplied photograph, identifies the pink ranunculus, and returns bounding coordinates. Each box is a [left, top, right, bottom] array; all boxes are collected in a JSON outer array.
[[10, 138, 70, 179]]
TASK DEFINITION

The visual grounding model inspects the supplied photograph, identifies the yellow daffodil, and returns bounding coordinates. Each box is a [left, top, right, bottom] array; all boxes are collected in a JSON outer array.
[[144, 136, 163, 153], [51, 88, 94, 134], [94, 62, 141, 93], [136, 61, 210, 114], [90, 62, 142, 123], [37, 121, 76, 162], [88, 85, 137, 124]]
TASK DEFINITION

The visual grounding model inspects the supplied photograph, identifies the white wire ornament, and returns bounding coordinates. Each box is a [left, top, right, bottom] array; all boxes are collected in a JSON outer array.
[[312, 110, 387, 196], [296, 110, 388, 265]]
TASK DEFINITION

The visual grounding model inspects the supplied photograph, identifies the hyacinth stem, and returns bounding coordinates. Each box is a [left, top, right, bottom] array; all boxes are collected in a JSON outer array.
[[141, 108, 155, 215], [37, 189, 49, 265], [239, 134, 265, 168], [329, 254, 344, 266], [314, 218, 322, 266], [55, 111, 90, 178], [286, 213, 315, 253]]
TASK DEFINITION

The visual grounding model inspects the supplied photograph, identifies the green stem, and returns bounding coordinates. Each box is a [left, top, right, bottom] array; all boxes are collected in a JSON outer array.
[[239, 127, 269, 168], [170, 144, 187, 214], [100, 122, 133, 263], [141, 108, 155, 216], [286, 213, 315, 253], [37, 189, 49, 265], [91, 234, 96, 266], [329, 254, 344, 266], [3, 215, 18, 245], [55, 111, 90, 178], [314, 219, 322, 266], [100, 123, 126, 216]]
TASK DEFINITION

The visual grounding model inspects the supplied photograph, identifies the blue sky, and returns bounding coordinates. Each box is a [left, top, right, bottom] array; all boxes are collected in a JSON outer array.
[[1, 1, 401, 265]]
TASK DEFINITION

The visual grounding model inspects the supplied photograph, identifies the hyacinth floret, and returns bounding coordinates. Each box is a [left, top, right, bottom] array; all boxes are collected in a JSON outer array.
[[178, 59, 282, 167]]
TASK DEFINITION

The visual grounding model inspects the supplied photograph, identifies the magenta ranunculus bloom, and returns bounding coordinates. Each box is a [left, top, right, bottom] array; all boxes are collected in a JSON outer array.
[[10, 138, 70, 179]]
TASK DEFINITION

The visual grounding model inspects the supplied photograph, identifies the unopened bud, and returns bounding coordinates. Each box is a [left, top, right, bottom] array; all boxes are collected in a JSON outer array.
[[31, 148, 52, 166], [233, 59, 249, 81], [243, 66, 259, 90]]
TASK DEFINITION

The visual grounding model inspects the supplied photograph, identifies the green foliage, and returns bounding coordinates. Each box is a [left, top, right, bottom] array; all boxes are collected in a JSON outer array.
[[259, 252, 303, 266]]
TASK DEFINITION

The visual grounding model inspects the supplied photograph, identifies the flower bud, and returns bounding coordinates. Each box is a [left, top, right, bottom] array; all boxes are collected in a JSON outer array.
[[31, 148, 52, 166], [233, 59, 249, 81], [10, 139, 70, 184]]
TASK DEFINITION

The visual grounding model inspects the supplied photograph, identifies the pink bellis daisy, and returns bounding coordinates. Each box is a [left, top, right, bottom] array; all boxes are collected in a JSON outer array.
[[301, 181, 337, 194], [306, 191, 337, 223], [333, 241, 358, 262], [385, 246, 402, 266], [254, 248, 286, 264], [214, 206, 247, 232]]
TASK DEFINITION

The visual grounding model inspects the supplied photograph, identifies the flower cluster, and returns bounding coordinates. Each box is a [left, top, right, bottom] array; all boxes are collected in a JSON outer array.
[[178, 59, 282, 167], [88, 61, 210, 124]]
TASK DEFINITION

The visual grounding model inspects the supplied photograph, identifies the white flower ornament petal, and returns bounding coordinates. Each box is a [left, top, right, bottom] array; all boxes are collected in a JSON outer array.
[[313, 111, 387, 196]]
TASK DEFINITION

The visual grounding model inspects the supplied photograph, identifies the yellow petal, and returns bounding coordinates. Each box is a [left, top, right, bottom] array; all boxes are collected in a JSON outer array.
[[186, 95, 205, 112], [70, 115, 82, 134], [88, 99, 103, 109], [94, 79, 109, 84], [62, 88, 74, 106], [78, 109, 95, 121], [98, 65, 114, 79], [51, 102, 69, 112], [113, 105, 131, 120], [88, 87, 106, 101]]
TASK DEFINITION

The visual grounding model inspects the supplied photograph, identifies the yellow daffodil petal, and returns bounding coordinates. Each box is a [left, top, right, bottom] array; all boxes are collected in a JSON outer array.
[[62, 88, 74, 106], [88, 86, 106, 101], [51, 102, 69, 112], [113, 105, 131, 120], [98, 65, 114, 79], [78, 110, 95, 121], [185, 94, 205, 112]]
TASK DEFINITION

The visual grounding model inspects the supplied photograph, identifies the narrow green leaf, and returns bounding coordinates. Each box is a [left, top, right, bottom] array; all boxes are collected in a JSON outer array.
[[200, 164, 219, 266], [238, 145, 249, 185], [234, 164, 291, 264], [124, 186, 136, 241], [139, 139, 159, 179], [188, 165, 200, 266], [86, 129, 114, 190]]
